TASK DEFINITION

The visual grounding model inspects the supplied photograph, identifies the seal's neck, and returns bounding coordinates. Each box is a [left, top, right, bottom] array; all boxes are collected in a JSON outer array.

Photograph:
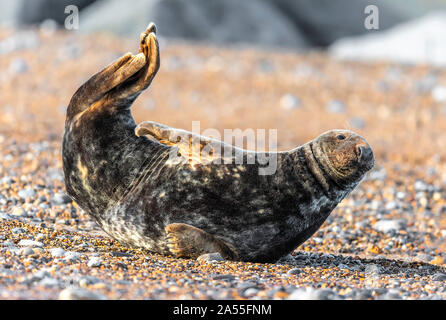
[[300, 143, 331, 194]]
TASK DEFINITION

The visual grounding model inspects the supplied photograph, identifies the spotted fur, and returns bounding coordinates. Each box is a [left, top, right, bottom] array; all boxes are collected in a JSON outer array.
[[62, 24, 374, 263]]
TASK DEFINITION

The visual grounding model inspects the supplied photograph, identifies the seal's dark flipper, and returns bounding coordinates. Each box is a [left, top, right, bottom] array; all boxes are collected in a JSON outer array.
[[75, 53, 145, 103], [135, 121, 224, 167], [165, 223, 237, 260], [107, 23, 160, 106]]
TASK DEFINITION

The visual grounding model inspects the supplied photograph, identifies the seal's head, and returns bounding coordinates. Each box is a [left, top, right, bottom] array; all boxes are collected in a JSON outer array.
[[309, 129, 374, 186]]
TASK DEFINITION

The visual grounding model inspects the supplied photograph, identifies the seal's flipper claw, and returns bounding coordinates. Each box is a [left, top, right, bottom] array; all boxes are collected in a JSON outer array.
[[66, 23, 160, 124], [107, 25, 160, 106], [165, 223, 237, 260]]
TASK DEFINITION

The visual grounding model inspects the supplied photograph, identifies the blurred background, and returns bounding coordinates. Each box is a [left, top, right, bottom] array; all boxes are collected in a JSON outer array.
[[2, 0, 446, 60]]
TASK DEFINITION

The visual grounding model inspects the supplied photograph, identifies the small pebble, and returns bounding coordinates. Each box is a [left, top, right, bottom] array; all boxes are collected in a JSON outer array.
[[288, 287, 318, 300], [10, 58, 29, 74], [52, 193, 72, 205], [49, 248, 66, 257], [11, 227, 26, 234], [432, 273, 446, 281], [59, 287, 106, 300], [287, 268, 302, 275], [197, 253, 225, 262], [38, 277, 60, 288], [212, 274, 236, 281], [20, 247, 34, 256], [243, 288, 259, 297], [18, 240, 43, 247], [432, 85, 446, 102], [87, 257, 102, 268], [64, 251, 82, 262], [326, 100, 346, 113], [18, 188, 35, 199], [11, 207, 27, 217], [374, 219, 406, 233], [280, 94, 301, 110]]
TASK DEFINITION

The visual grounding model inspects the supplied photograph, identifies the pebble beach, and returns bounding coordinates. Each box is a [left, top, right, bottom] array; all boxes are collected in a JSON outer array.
[[0, 26, 445, 300]]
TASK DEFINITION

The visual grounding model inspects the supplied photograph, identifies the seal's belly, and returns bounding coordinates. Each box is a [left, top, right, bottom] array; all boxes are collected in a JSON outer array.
[[97, 205, 171, 254]]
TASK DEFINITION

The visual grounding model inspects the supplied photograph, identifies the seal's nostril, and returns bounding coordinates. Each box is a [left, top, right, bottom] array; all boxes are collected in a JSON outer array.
[[358, 146, 373, 163]]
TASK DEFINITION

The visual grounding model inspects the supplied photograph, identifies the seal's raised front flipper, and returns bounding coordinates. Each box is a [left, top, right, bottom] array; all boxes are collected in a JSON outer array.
[[135, 121, 223, 165], [165, 223, 237, 260]]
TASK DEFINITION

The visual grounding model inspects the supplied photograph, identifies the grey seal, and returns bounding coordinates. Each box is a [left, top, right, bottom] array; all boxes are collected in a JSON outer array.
[[62, 23, 374, 262]]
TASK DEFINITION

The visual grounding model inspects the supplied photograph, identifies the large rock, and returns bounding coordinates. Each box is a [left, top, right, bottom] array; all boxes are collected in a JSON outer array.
[[9, 0, 439, 50], [79, 0, 309, 48], [265, 0, 407, 46], [0, 0, 23, 27], [330, 12, 446, 66]]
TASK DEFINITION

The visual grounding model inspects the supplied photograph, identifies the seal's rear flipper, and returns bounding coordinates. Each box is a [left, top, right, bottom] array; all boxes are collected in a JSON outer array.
[[66, 23, 159, 122], [165, 223, 237, 260]]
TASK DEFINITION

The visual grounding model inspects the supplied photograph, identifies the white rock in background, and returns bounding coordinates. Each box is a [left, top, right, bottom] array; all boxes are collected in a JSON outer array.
[[197, 253, 225, 262], [59, 287, 107, 300], [20, 247, 35, 256], [64, 251, 82, 262], [0, 212, 12, 220], [11, 206, 27, 217], [17, 188, 35, 199], [0, 177, 13, 185], [18, 239, 43, 247], [0, 0, 23, 27], [432, 86, 446, 102], [52, 192, 72, 205], [9, 58, 29, 74], [374, 219, 407, 233], [330, 13, 446, 67], [366, 167, 387, 181], [0, 30, 40, 55], [288, 287, 319, 300], [49, 248, 66, 257], [289, 287, 339, 300], [32, 269, 51, 280], [280, 94, 301, 110], [38, 277, 61, 288], [87, 257, 102, 267], [326, 100, 346, 114]]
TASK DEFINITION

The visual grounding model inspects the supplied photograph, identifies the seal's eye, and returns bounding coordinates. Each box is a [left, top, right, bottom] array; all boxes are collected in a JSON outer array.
[[336, 134, 346, 140]]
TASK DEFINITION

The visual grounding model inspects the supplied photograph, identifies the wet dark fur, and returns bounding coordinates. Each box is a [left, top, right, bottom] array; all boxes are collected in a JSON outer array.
[[62, 25, 373, 263]]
